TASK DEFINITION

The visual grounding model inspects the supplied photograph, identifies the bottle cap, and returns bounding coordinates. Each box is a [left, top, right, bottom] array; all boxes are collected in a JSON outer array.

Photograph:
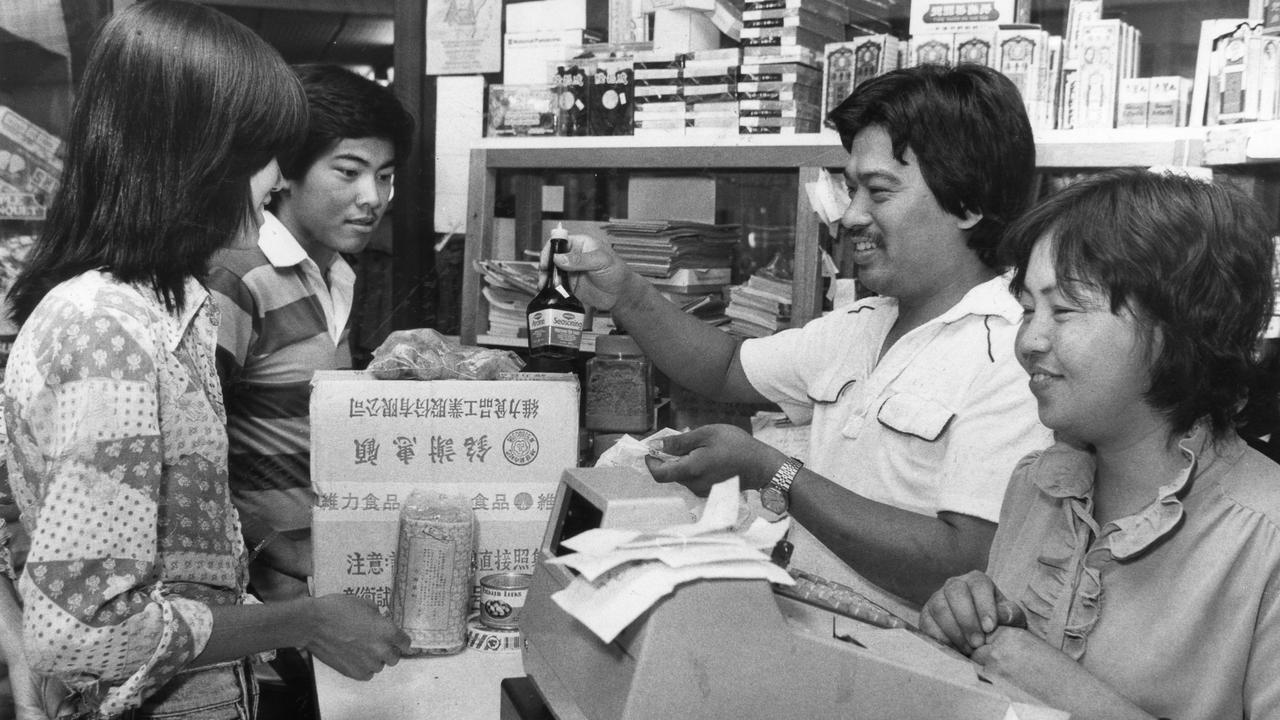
[[550, 222, 568, 240], [594, 333, 642, 357]]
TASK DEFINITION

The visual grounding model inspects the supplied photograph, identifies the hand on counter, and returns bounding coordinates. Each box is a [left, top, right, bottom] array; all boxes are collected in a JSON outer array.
[[644, 424, 787, 496], [305, 595, 412, 681], [918, 570, 1026, 655]]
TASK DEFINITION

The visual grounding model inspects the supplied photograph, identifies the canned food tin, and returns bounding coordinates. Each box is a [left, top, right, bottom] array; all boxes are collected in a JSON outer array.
[[478, 572, 532, 630]]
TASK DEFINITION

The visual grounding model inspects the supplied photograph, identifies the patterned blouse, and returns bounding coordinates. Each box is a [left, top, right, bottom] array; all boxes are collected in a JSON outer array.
[[1, 270, 248, 717]]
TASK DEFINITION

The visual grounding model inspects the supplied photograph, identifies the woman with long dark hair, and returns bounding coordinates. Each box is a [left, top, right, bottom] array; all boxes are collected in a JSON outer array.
[[1, 3, 408, 717]]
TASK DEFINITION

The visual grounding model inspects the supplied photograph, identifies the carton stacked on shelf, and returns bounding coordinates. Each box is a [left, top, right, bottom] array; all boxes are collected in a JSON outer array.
[[738, 0, 841, 133], [1116, 76, 1194, 127], [0, 106, 63, 219], [551, 61, 593, 136], [682, 48, 742, 136], [725, 270, 793, 338], [588, 55, 638, 135], [633, 52, 687, 136], [1060, 17, 1141, 129], [995, 26, 1062, 131], [1051, 0, 1141, 130], [820, 36, 902, 122], [1203, 21, 1280, 124], [905, 0, 1016, 69]]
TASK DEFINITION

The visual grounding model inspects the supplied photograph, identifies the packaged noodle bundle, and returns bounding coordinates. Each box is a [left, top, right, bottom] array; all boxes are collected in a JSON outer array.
[[391, 491, 476, 655]]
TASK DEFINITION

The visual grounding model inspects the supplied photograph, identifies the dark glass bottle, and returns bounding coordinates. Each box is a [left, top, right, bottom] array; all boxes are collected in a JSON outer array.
[[526, 225, 585, 360]]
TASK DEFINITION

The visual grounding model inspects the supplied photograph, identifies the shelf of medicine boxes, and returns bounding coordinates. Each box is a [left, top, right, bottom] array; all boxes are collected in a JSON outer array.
[[459, 126, 1210, 349]]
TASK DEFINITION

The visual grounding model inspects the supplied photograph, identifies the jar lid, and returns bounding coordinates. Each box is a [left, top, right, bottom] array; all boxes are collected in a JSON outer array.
[[594, 333, 642, 356]]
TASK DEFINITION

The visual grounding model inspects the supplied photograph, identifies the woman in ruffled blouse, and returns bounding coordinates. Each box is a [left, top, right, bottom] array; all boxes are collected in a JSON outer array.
[[0, 3, 409, 718], [919, 168, 1280, 720]]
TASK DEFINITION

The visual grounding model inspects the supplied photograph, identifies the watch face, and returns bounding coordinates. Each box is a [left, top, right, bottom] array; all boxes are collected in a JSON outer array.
[[760, 485, 787, 514]]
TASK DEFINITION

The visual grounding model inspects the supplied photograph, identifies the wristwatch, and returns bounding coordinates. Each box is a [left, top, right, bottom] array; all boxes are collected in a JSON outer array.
[[759, 457, 804, 515]]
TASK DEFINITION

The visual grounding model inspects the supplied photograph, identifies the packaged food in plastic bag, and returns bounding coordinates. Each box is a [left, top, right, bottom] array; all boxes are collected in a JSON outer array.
[[367, 328, 525, 380]]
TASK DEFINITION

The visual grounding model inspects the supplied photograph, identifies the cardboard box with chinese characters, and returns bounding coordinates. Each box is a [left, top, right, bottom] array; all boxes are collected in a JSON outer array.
[[309, 371, 580, 610]]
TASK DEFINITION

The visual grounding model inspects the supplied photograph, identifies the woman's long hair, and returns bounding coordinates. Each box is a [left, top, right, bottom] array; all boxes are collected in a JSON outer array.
[[7, 0, 307, 324]]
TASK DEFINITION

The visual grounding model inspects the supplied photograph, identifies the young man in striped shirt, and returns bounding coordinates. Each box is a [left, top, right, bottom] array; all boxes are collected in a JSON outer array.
[[207, 64, 413, 604]]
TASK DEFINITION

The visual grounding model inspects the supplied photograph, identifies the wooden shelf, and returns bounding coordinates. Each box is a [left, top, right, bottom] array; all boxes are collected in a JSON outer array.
[[472, 125, 1213, 170], [460, 122, 1277, 348]]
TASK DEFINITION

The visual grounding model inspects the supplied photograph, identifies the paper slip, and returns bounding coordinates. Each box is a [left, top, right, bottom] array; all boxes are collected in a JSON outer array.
[[549, 476, 794, 643], [553, 558, 794, 643], [547, 541, 782, 582], [594, 428, 685, 472]]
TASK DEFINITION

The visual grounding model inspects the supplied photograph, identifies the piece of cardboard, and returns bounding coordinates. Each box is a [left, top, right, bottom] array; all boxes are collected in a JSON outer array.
[[310, 371, 581, 610]]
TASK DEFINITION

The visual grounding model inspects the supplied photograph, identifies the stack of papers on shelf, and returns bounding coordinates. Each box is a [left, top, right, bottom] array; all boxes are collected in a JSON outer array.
[[603, 218, 741, 278], [726, 270, 793, 337], [547, 477, 793, 643], [650, 268, 732, 327]]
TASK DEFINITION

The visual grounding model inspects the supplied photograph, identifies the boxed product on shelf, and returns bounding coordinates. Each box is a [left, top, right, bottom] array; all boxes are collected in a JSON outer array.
[[503, 29, 595, 84], [1248, 35, 1280, 121], [1146, 76, 1193, 127], [0, 107, 63, 203], [1068, 18, 1137, 129], [0, 193, 44, 221], [1063, 0, 1102, 61], [685, 101, 740, 136], [820, 36, 901, 121], [741, 43, 823, 65], [744, 0, 850, 23], [908, 33, 954, 67], [487, 84, 558, 137], [588, 59, 635, 135], [0, 107, 61, 165], [551, 62, 592, 136], [506, 0, 593, 32], [1058, 65, 1081, 129], [1117, 77, 1152, 127], [996, 26, 1052, 130], [740, 26, 842, 52], [909, 0, 1016, 38], [954, 27, 999, 66]]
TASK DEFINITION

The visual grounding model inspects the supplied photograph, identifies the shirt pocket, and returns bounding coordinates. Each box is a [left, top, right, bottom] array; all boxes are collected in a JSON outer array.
[[875, 392, 955, 441]]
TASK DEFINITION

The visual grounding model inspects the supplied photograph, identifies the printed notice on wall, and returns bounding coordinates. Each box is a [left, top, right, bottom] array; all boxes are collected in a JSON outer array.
[[426, 0, 500, 75]]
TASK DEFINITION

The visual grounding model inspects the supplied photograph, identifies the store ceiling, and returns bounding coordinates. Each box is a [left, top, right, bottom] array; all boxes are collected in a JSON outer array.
[[206, 0, 395, 72]]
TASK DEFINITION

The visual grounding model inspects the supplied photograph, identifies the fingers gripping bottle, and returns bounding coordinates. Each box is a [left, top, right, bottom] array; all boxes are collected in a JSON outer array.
[[526, 224, 585, 360]]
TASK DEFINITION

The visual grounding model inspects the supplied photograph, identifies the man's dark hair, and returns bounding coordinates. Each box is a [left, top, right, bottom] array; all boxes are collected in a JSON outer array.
[[1004, 168, 1275, 442], [827, 64, 1036, 269], [280, 64, 415, 181]]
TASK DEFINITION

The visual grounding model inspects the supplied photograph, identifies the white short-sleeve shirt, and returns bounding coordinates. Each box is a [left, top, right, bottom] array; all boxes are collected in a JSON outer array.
[[741, 274, 1052, 589]]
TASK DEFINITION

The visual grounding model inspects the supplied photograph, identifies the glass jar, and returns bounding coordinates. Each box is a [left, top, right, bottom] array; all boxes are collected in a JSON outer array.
[[585, 334, 653, 433]]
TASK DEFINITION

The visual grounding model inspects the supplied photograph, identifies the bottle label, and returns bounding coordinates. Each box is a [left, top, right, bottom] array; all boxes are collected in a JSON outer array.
[[528, 308, 585, 349]]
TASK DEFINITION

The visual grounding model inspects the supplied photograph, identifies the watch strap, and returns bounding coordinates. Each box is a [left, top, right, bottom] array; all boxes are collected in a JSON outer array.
[[764, 457, 804, 512]]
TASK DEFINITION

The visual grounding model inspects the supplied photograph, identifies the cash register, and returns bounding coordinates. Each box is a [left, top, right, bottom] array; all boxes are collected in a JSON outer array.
[[518, 466, 1069, 720]]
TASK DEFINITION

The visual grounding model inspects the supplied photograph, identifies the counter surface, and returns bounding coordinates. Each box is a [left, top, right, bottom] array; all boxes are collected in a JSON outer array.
[[315, 647, 524, 720]]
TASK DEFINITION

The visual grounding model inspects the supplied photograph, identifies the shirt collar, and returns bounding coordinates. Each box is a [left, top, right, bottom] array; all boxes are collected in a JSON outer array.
[[257, 211, 311, 268], [168, 277, 211, 353], [934, 272, 1024, 326], [1027, 428, 1224, 559]]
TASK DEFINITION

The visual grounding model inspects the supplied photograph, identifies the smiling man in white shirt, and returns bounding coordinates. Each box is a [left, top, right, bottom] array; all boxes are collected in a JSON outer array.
[[553, 65, 1051, 608]]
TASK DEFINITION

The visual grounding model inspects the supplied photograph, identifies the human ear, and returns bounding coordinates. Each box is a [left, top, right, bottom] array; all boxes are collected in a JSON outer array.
[[957, 208, 983, 231]]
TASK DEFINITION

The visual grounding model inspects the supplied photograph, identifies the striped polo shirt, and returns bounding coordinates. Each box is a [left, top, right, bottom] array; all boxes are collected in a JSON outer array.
[[206, 212, 355, 533]]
